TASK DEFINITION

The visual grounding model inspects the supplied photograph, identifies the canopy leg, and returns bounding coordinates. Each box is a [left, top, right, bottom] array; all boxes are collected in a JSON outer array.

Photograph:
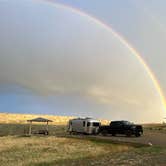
[[29, 121, 32, 135], [46, 121, 49, 135]]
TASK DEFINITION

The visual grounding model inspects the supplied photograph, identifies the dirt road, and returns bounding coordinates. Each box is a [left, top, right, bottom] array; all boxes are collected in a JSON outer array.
[[92, 130, 166, 147]]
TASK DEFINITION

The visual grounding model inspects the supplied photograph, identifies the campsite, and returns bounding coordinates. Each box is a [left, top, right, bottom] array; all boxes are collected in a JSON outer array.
[[1, 0, 166, 165], [0, 113, 166, 166]]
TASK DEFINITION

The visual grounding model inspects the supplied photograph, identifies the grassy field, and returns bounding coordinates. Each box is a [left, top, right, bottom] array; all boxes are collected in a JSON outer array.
[[0, 135, 134, 166], [0, 113, 166, 165], [0, 123, 166, 165], [143, 123, 166, 133]]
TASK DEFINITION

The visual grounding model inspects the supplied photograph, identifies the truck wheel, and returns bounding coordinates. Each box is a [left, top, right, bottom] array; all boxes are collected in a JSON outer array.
[[135, 132, 141, 137], [112, 133, 116, 136], [102, 130, 107, 136], [126, 130, 132, 137]]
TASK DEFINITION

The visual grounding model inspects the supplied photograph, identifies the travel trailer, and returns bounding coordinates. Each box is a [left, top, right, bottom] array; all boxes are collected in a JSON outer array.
[[68, 118, 101, 134]]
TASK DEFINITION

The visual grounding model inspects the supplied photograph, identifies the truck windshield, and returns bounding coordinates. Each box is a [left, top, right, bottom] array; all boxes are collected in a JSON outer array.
[[123, 121, 132, 125], [93, 122, 100, 126]]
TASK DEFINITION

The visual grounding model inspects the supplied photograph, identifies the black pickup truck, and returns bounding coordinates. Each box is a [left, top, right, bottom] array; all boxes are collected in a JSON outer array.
[[99, 121, 143, 137]]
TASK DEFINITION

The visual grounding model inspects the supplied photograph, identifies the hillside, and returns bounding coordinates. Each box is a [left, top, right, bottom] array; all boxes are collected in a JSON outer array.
[[0, 113, 109, 125]]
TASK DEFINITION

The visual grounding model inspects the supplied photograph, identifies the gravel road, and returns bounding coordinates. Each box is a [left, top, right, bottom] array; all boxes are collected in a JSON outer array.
[[93, 130, 166, 147]]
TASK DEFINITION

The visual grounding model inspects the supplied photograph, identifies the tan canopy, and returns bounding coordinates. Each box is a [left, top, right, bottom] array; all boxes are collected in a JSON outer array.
[[27, 117, 53, 123], [27, 117, 53, 135]]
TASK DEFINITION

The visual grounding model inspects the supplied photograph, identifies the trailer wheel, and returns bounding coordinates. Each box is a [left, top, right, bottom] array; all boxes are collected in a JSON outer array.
[[69, 131, 72, 135]]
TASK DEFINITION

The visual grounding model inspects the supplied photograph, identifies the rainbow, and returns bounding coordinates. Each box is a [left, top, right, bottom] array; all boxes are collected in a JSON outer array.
[[38, 0, 166, 112]]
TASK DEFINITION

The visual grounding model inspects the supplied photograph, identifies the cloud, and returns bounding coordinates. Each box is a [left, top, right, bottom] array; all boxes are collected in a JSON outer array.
[[0, 0, 165, 122], [87, 85, 143, 106]]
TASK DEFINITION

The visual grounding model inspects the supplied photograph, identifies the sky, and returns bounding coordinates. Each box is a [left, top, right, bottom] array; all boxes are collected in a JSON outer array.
[[0, 0, 166, 123]]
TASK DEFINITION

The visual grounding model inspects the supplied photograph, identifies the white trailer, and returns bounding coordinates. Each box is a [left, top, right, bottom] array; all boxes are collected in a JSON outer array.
[[68, 118, 101, 134]]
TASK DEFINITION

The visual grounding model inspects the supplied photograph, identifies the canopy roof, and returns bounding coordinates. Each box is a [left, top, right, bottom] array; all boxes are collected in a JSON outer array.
[[27, 117, 53, 122]]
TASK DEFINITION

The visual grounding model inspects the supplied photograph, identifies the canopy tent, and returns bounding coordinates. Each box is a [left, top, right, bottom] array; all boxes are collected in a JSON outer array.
[[27, 117, 53, 135]]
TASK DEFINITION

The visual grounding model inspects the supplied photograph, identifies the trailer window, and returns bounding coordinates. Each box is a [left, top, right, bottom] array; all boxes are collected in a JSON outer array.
[[83, 121, 85, 127], [87, 122, 90, 126], [93, 122, 100, 127]]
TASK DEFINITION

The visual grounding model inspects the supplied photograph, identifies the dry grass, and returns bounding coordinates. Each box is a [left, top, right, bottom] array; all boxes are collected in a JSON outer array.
[[0, 113, 109, 125], [0, 113, 74, 125], [0, 134, 166, 166], [0, 136, 132, 166]]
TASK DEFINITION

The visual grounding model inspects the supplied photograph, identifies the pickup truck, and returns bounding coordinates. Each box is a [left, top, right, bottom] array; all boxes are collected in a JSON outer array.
[[99, 120, 143, 137]]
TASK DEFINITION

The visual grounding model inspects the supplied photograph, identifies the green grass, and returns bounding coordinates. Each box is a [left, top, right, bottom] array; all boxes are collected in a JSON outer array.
[[143, 123, 166, 133], [0, 123, 66, 136], [134, 145, 166, 154]]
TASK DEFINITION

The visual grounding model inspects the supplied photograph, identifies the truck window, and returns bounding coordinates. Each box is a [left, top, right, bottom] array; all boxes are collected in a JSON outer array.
[[83, 121, 85, 127], [93, 122, 100, 126], [111, 121, 122, 127]]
